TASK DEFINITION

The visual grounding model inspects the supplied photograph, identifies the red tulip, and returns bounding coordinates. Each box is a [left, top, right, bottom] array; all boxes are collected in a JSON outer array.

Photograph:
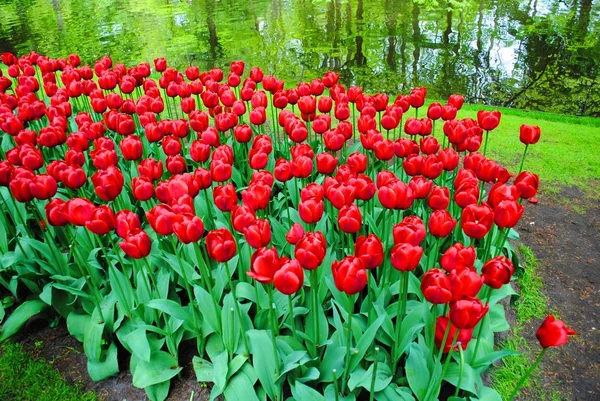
[[354, 234, 384, 269], [244, 218, 271, 249], [299, 199, 324, 224], [477, 110, 501, 131], [440, 243, 476, 272], [494, 199, 524, 228], [332, 256, 367, 295], [147, 204, 179, 236], [274, 259, 304, 295], [391, 243, 423, 272], [138, 158, 163, 181], [338, 204, 362, 233], [393, 216, 426, 246], [154, 58, 167, 72], [427, 102, 443, 120], [91, 166, 124, 202], [435, 316, 472, 354], [45, 198, 68, 226], [295, 231, 327, 270], [131, 176, 154, 201], [378, 180, 414, 210], [409, 176, 433, 200], [449, 297, 488, 330], [206, 228, 237, 263], [64, 198, 96, 226], [428, 210, 457, 238], [428, 186, 450, 210], [449, 267, 483, 301], [482, 256, 514, 289], [514, 171, 539, 199], [247, 247, 280, 284], [536, 316, 577, 348], [120, 229, 152, 258], [30, 174, 57, 200], [231, 205, 256, 233], [519, 124, 541, 145], [316, 152, 338, 175], [286, 223, 305, 245], [173, 214, 205, 244], [85, 205, 116, 235], [116, 210, 141, 238], [241, 182, 271, 210], [421, 269, 452, 304], [213, 183, 237, 212], [461, 203, 494, 239]]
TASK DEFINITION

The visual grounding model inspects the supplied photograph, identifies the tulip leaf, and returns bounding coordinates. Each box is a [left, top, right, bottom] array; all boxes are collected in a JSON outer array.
[[192, 356, 214, 383], [349, 314, 385, 372], [213, 350, 229, 392], [474, 386, 503, 401], [291, 381, 326, 401], [144, 380, 170, 401], [406, 343, 430, 401], [122, 327, 151, 363], [0, 299, 49, 341], [194, 286, 220, 334], [223, 371, 260, 401], [356, 362, 393, 392], [147, 299, 193, 324], [132, 350, 182, 388], [444, 362, 480, 395], [87, 342, 119, 382], [472, 349, 519, 370], [83, 306, 106, 362], [226, 354, 249, 381], [324, 384, 356, 401], [247, 329, 280, 401], [377, 384, 416, 401], [489, 303, 510, 332], [221, 293, 240, 355]]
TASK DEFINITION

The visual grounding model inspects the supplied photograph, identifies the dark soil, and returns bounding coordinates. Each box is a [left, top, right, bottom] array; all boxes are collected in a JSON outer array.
[[515, 187, 600, 401], [6, 186, 600, 401]]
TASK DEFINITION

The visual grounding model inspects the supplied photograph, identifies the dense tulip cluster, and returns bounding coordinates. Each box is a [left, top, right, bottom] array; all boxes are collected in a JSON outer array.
[[0, 52, 573, 401]]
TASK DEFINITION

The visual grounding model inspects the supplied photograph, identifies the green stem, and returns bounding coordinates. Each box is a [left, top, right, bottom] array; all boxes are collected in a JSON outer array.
[[310, 270, 320, 356], [507, 348, 547, 401], [471, 287, 493, 364], [369, 347, 380, 401], [392, 271, 409, 371], [222, 262, 250, 355], [436, 317, 452, 362], [267, 285, 280, 375], [454, 346, 465, 397], [518, 144, 529, 174], [482, 129, 490, 157], [287, 294, 297, 335], [341, 294, 355, 394], [332, 369, 340, 401]]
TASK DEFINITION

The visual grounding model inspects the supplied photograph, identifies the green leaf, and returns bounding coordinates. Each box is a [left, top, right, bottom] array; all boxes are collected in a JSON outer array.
[[222, 293, 240, 355], [444, 363, 479, 394], [213, 350, 229, 392], [145, 380, 170, 401], [83, 306, 105, 362], [122, 328, 151, 362], [489, 303, 510, 332], [192, 357, 214, 383], [194, 286, 220, 334], [223, 371, 260, 401], [377, 384, 416, 401], [147, 299, 193, 323], [349, 314, 385, 371], [405, 343, 430, 401], [247, 329, 280, 401], [319, 346, 346, 382], [132, 350, 182, 388], [474, 386, 503, 401], [291, 381, 326, 401], [355, 362, 393, 392], [472, 349, 519, 370], [87, 342, 119, 381], [227, 354, 249, 381], [324, 385, 356, 401], [66, 311, 90, 342], [0, 299, 49, 341]]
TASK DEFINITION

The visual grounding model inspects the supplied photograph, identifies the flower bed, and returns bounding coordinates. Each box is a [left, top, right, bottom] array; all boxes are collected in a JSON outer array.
[[0, 52, 575, 401]]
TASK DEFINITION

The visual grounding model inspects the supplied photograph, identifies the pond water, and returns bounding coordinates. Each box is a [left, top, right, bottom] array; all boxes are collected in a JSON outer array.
[[0, 0, 598, 116]]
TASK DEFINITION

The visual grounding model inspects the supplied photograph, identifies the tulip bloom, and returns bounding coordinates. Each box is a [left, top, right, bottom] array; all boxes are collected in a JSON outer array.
[[173, 214, 205, 244], [273, 260, 304, 295], [85, 205, 116, 235], [428, 210, 457, 238], [244, 219, 271, 249], [494, 200, 524, 228], [354, 234, 384, 269], [435, 316, 473, 353], [299, 199, 324, 224], [393, 216, 426, 246], [449, 267, 483, 301], [449, 297, 489, 330], [461, 203, 494, 239], [64, 198, 96, 226], [536, 316, 577, 348], [482, 256, 514, 289], [514, 171, 539, 199], [338, 204, 362, 234], [247, 247, 280, 284], [295, 231, 327, 270], [391, 243, 423, 272], [286, 223, 305, 245], [332, 256, 368, 295], [477, 110, 501, 131], [440, 243, 476, 272], [120, 229, 152, 259], [421, 269, 452, 304], [519, 124, 541, 145], [206, 228, 237, 263]]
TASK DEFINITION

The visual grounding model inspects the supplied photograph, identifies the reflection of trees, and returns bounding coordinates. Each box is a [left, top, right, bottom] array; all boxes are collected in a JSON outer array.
[[0, 0, 598, 115]]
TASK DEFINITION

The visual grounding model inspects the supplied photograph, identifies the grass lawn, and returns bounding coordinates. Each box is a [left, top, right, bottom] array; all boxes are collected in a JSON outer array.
[[0, 341, 97, 401]]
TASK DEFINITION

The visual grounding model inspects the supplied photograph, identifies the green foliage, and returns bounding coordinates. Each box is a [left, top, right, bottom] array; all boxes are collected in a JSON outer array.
[[0, 342, 97, 401]]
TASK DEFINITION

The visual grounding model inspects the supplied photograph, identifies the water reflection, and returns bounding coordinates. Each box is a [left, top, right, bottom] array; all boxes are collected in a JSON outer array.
[[0, 0, 598, 115]]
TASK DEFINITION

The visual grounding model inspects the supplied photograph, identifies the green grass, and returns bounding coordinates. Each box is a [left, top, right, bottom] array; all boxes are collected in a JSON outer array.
[[0, 341, 97, 401], [490, 246, 564, 401]]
